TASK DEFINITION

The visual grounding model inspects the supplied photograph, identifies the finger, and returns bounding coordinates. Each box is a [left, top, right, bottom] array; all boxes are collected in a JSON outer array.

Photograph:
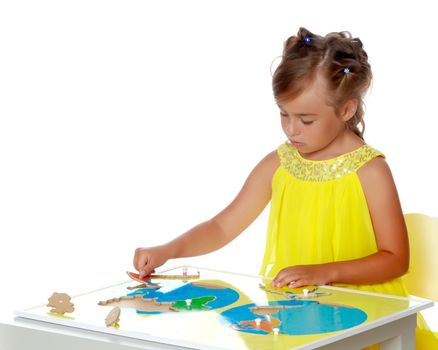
[[133, 250, 138, 270], [133, 248, 144, 271], [288, 280, 300, 289], [272, 271, 296, 288], [277, 276, 297, 288], [139, 261, 153, 277], [271, 270, 284, 286], [288, 279, 308, 289], [135, 252, 152, 277]]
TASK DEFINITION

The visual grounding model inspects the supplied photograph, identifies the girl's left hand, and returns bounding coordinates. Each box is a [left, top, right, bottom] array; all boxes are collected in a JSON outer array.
[[271, 264, 332, 288]]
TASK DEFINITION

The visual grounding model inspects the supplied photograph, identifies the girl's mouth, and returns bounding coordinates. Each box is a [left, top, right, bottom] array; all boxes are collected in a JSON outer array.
[[290, 140, 304, 147]]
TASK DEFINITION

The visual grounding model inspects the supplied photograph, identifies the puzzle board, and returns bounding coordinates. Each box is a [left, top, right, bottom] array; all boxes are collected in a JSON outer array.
[[15, 266, 425, 349]]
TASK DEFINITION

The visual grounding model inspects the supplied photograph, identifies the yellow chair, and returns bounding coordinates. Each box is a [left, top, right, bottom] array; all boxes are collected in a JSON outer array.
[[403, 213, 438, 301], [403, 213, 438, 349]]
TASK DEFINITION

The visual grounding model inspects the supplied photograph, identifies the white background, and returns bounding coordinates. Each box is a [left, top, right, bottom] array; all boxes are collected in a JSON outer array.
[[1, 0, 437, 326]]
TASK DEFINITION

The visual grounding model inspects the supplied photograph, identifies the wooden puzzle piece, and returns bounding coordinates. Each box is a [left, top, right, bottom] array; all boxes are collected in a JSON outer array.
[[105, 306, 121, 327], [259, 283, 294, 298], [169, 296, 216, 311], [98, 296, 176, 313], [126, 283, 161, 291], [293, 291, 331, 299], [126, 270, 200, 283], [259, 283, 330, 299], [47, 292, 75, 315], [126, 271, 150, 283], [250, 304, 304, 316], [234, 316, 281, 334]]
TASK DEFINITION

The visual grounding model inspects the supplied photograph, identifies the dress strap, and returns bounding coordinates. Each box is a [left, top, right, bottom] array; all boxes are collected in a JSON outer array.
[[277, 143, 385, 182]]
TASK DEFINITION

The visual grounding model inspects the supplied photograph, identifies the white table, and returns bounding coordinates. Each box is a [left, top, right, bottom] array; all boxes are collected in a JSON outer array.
[[1, 266, 433, 350]]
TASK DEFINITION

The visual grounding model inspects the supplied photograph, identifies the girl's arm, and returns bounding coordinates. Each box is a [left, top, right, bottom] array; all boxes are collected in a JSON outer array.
[[272, 157, 410, 288], [134, 150, 279, 277]]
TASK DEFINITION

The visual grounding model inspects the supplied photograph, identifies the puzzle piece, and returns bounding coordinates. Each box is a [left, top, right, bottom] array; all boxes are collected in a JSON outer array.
[[234, 315, 281, 334], [126, 271, 150, 283], [105, 306, 121, 327], [169, 296, 216, 311], [47, 292, 75, 315], [259, 283, 330, 299], [126, 270, 200, 283], [98, 296, 175, 313], [293, 291, 331, 299]]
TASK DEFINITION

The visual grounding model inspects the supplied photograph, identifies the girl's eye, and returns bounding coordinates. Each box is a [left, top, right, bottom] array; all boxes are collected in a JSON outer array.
[[302, 120, 314, 125], [280, 112, 288, 117]]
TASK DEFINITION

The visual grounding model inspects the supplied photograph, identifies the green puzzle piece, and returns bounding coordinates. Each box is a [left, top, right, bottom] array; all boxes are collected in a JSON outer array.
[[172, 296, 216, 311]]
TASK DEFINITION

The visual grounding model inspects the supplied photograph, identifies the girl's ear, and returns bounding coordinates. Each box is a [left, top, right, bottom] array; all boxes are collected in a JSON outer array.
[[340, 98, 359, 122]]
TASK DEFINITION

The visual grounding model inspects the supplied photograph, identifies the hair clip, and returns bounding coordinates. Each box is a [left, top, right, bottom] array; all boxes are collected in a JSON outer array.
[[343, 67, 351, 74], [304, 36, 312, 43]]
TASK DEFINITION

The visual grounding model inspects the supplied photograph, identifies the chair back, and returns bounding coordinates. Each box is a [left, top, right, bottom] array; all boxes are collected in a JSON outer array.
[[403, 213, 438, 301]]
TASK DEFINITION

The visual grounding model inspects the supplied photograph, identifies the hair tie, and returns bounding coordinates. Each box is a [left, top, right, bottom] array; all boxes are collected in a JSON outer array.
[[304, 36, 312, 43], [343, 67, 351, 74]]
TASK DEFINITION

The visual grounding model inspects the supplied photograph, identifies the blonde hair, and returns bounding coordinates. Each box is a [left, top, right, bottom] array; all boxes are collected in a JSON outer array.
[[272, 27, 372, 139]]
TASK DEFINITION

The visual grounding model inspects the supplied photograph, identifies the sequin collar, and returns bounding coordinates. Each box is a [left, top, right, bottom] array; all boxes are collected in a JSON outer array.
[[277, 142, 384, 182]]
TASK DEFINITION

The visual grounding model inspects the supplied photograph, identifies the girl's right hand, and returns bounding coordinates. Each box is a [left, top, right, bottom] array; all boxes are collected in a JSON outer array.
[[133, 245, 171, 277]]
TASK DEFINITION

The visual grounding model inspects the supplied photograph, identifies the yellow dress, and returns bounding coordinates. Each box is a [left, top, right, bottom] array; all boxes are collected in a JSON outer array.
[[260, 142, 437, 349], [260, 142, 405, 295]]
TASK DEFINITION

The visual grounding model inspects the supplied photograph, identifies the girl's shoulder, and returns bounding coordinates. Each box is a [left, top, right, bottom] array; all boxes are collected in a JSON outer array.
[[256, 149, 281, 175], [243, 149, 280, 186], [356, 148, 391, 181]]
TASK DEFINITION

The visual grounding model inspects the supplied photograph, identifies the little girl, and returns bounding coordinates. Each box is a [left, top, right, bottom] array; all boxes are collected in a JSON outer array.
[[134, 27, 435, 348]]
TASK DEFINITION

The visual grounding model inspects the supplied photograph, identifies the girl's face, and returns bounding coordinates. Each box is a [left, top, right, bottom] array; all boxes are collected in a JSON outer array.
[[277, 76, 354, 159]]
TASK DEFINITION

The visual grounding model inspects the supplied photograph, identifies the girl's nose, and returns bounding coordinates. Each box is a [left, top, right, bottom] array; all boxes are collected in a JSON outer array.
[[286, 118, 300, 136]]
